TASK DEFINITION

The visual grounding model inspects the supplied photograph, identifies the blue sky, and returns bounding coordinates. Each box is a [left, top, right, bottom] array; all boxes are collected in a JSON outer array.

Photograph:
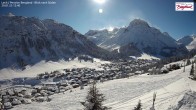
[[0, 0, 195, 39]]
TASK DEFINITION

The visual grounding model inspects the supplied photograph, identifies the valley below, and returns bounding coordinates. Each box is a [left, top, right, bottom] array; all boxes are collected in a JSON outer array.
[[0, 14, 196, 110], [1, 58, 196, 110]]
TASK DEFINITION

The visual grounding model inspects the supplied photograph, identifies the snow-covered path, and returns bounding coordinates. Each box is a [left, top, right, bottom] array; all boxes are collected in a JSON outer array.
[[12, 65, 194, 110]]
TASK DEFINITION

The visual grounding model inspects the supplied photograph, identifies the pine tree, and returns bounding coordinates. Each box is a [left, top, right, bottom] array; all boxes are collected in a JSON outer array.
[[133, 100, 142, 110], [190, 63, 194, 76], [81, 81, 110, 110], [186, 59, 191, 66], [1, 95, 4, 109]]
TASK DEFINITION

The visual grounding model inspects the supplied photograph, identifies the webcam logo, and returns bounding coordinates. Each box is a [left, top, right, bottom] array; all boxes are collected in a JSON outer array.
[[175, 2, 194, 11]]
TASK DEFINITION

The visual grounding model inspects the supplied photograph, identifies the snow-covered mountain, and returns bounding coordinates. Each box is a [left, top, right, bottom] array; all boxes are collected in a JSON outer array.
[[177, 35, 196, 51], [0, 14, 111, 69], [85, 27, 122, 46], [85, 19, 188, 58]]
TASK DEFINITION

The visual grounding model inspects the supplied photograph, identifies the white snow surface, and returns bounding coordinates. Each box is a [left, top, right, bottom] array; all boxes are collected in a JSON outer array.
[[12, 64, 196, 110], [130, 53, 160, 60], [0, 58, 110, 80]]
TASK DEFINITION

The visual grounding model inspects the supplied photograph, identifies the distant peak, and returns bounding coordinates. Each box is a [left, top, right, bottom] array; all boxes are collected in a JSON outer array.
[[191, 34, 196, 37], [112, 27, 119, 32], [96, 28, 109, 33], [7, 12, 15, 17], [183, 34, 196, 39], [42, 19, 58, 24], [163, 32, 170, 36], [129, 19, 150, 27]]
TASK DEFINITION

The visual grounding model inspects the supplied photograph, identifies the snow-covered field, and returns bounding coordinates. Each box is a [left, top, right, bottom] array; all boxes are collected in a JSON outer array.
[[0, 58, 110, 80], [130, 53, 160, 60], [11, 64, 196, 110]]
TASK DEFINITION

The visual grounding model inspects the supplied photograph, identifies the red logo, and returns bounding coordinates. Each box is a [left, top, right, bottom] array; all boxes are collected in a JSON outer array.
[[175, 2, 194, 11]]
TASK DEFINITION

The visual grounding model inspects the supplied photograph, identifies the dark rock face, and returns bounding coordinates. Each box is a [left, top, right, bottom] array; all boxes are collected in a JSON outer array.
[[0, 15, 111, 69], [117, 43, 142, 57]]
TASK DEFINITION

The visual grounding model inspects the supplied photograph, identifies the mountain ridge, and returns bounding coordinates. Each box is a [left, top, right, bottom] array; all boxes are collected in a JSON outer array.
[[0, 15, 113, 69], [85, 19, 188, 58]]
